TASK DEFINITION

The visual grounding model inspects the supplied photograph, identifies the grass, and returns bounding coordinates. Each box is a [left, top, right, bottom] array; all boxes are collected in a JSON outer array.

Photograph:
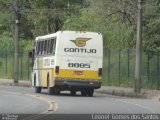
[[0, 53, 31, 80]]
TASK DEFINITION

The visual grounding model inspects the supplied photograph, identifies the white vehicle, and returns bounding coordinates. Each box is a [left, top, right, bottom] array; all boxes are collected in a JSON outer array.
[[29, 31, 103, 96]]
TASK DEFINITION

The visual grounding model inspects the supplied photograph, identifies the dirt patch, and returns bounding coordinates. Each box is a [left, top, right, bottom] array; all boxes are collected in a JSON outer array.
[[145, 90, 160, 101], [96, 86, 160, 102], [0, 79, 31, 87]]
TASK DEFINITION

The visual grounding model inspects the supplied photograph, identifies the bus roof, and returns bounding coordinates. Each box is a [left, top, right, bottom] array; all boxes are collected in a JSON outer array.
[[35, 31, 101, 41]]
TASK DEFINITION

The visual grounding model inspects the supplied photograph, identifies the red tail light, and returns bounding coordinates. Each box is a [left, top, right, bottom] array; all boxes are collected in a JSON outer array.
[[55, 66, 59, 75], [98, 68, 102, 77]]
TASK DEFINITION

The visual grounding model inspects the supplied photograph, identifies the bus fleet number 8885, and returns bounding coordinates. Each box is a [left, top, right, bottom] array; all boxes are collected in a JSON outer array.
[[68, 63, 91, 68]]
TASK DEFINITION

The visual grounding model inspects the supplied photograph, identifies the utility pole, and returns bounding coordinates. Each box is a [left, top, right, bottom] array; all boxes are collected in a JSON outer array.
[[67, 0, 70, 29], [14, 0, 20, 85], [135, 0, 143, 94]]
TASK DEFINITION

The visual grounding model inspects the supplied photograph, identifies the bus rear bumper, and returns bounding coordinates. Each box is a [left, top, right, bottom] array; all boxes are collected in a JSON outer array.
[[55, 80, 101, 90]]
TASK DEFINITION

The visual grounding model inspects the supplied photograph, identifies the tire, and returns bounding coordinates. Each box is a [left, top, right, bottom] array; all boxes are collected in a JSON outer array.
[[71, 90, 76, 96], [48, 87, 54, 95], [53, 87, 60, 95], [47, 75, 54, 95], [34, 74, 36, 86], [35, 87, 41, 93], [81, 90, 87, 96], [86, 89, 94, 97]]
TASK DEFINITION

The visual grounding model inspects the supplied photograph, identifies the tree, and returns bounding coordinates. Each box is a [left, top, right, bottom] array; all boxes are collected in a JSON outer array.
[[143, 0, 160, 52], [27, 0, 68, 36], [0, 0, 159, 51], [63, 0, 136, 49], [0, 0, 14, 35]]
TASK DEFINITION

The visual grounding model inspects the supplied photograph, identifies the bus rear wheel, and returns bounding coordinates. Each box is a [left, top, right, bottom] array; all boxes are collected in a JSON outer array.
[[53, 87, 60, 95], [35, 87, 41, 93], [71, 90, 76, 96], [48, 87, 54, 95], [86, 89, 94, 97], [47, 75, 54, 95], [81, 90, 87, 96], [81, 89, 94, 97]]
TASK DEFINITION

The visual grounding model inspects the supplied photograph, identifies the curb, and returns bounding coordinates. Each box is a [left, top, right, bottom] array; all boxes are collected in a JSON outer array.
[[0, 79, 31, 87], [95, 86, 160, 102], [1, 79, 160, 102]]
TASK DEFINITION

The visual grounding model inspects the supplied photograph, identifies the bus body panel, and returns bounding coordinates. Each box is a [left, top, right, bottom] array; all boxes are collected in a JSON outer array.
[[32, 56, 55, 87], [32, 31, 103, 92], [54, 31, 103, 81]]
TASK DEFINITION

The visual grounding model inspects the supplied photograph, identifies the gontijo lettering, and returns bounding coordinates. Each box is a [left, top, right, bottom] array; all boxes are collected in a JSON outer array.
[[64, 48, 97, 53]]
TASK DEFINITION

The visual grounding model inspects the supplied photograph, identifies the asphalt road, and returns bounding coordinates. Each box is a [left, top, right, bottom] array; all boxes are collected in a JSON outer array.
[[0, 85, 160, 115]]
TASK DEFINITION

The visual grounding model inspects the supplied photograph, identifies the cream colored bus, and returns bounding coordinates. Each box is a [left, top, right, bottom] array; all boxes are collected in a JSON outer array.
[[30, 31, 103, 96]]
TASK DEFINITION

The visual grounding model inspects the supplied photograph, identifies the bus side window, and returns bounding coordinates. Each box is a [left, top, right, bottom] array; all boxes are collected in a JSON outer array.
[[47, 39, 51, 54], [46, 40, 49, 54], [41, 41, 45, 55], [53, 38, 56, 54], [39, 41, 42, 55], [43, 40, 47, 54], [50, 39, 54, 54], [36, 41, 39, 55]]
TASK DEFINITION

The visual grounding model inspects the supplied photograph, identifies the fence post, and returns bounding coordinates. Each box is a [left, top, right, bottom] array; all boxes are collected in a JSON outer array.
[[21, 50, 23, 79], [157, 50, 160, 89], [108, 49, 110, 85], [28, 53, 30, 80], [127, 49, 130, 80], [5, 49, 8, 78], [13, 51, 14, 75], [119, 49, 121, 86], [147, 51, 150, 87]]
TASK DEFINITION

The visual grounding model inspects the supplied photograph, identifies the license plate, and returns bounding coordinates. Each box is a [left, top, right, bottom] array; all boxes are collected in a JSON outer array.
[[74, 71, 83, 75]]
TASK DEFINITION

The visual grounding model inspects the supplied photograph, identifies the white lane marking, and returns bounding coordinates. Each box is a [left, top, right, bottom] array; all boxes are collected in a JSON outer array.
[[98, 93, 156, 113], [0, 91, 58, 120], [22, 94, 59, 120], [110, 98, 155, 113]]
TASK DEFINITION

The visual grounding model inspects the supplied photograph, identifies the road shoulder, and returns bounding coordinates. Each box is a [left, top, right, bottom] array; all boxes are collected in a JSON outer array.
[[0, 79, 159, 102], [0, 79, 31, 87], [95, 86, 160, 102]]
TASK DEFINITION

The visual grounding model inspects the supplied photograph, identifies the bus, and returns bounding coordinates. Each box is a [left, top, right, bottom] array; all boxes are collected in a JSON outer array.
[[29, 31, 103, 96]]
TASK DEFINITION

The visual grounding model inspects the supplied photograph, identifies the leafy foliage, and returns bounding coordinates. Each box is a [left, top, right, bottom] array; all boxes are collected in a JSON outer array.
[[143, 0, 160, 51], [0, 0, 159, 51], [63, 0, 136, 49]]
